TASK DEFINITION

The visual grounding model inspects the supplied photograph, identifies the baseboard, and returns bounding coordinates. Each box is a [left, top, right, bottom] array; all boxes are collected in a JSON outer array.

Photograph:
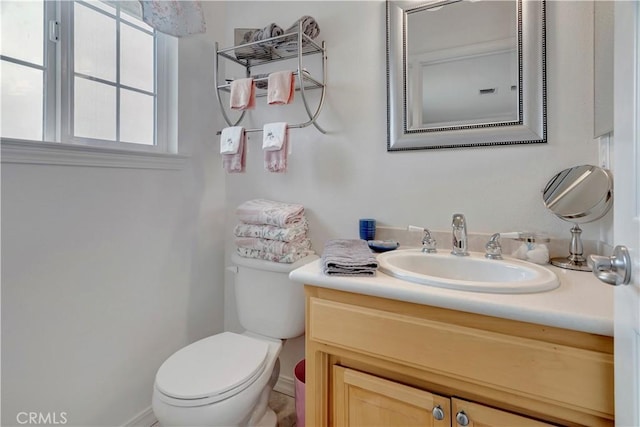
[[274, 374, 295, 397], [123, 406, 157, 427]]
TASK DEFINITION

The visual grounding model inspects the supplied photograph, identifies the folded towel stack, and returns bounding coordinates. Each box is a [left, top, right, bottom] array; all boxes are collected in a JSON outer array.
[[235, 199, 315, 263], [235, 16, 321, 60], [321, 239, 378, 276]]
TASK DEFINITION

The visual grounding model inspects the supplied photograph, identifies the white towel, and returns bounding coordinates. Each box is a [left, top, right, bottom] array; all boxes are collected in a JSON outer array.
[[262, 122, 287, 151], [222, 131, 246, 173], [267, 71, 295, 105], [220, 126, 244, 154], [230, 78, 255, 110]]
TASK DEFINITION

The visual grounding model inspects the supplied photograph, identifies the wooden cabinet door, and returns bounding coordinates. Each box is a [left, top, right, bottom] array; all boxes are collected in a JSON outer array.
[[332, 366, 451, 427], [451, 398, 554, 427]]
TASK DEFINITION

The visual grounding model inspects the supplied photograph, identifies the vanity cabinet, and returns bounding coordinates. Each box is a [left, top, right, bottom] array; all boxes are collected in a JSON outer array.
[[333, 366, 552, 427], [333, 366, 451, 426], [305, 286, 614, 426]]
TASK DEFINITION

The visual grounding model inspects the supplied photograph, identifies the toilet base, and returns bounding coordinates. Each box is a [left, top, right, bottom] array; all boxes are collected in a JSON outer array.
[[152, 333, 284, 427], [253, 408, 277, 427]]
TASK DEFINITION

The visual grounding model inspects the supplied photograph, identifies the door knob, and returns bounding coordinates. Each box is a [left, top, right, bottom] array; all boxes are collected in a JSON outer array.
[[455, 410, 469, 426], [432, 405, 445, 420], [589, 245, 632, 286]]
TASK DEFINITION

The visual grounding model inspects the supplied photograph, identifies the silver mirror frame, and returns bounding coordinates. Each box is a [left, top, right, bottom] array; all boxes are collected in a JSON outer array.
[[386, 0, 547, 151]]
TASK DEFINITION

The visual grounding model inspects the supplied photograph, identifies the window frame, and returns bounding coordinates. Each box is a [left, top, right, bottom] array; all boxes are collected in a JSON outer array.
[[1, 0, 183, 169]]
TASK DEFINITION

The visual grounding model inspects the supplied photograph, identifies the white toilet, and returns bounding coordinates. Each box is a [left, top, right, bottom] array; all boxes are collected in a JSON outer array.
[[152, 253, 318, 427]]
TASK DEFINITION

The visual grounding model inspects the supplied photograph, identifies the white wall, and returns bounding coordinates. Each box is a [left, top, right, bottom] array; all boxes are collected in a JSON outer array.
[[0, 3, 227, 426], [222, 0, 605, 387], [0, 1, 607, 424]]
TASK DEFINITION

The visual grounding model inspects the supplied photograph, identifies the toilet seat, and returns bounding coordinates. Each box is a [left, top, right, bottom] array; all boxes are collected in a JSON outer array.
[[155, 332, 270, 407]]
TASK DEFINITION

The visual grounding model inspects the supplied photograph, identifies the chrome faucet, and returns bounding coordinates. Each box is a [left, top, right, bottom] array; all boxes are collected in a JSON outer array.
[[451, 213, 469, 256]]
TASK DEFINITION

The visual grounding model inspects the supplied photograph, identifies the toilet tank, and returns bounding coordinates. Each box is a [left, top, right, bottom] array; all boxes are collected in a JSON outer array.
[[231, 253, 319, 339]]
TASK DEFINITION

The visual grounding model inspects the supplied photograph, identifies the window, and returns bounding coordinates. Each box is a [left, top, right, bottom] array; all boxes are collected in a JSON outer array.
[[1, 0, 179, 164]]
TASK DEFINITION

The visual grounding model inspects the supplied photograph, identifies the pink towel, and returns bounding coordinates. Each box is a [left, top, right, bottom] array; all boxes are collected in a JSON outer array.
[[230, 78, 255, 110], [222, 129, 246, 173], [267, 71, 295, 105], [264, 127, 289, 173]]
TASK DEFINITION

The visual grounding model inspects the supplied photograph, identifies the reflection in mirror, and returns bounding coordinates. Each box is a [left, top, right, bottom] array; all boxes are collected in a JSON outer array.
[[387, 0, 547, 150], [406, 1, 519, 129], [542, 165, 613, 271]]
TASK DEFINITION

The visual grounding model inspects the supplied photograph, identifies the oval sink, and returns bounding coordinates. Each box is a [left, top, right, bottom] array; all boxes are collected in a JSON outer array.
[[377, 249, 559, 294]]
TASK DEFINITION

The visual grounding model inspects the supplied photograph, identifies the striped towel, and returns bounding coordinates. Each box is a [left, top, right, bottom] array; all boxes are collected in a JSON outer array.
[[321, 239, 378, 276]]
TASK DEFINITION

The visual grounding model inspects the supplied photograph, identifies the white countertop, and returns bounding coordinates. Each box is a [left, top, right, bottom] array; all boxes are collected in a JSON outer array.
[[290, 253, 614, 336]]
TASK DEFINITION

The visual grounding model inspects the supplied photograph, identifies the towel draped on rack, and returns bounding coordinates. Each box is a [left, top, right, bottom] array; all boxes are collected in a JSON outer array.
[[221, 129, 246, 173], [230, 78, 255, 110], [263, 123, 290, 173], [267, 72, 295, 105], [220, 126, 244, 154]]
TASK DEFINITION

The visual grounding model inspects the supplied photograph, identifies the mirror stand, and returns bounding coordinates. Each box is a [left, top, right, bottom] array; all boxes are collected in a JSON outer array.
[[550, 224, 591, 271], [542, 164, 613, 272]]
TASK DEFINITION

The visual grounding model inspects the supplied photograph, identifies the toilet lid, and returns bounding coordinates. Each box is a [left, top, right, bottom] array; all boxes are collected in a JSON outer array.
[[155, 332, 269, 400]]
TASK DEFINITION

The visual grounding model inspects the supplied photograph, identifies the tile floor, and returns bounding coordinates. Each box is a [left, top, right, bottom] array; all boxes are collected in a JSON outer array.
[[269, 390, 297, 427], [150, 390, 297, 427]]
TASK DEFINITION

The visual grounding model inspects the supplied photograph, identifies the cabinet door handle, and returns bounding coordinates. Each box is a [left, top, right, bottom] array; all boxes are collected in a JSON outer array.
[[456, 410, 470, 426], [432, 405, 445, 420]]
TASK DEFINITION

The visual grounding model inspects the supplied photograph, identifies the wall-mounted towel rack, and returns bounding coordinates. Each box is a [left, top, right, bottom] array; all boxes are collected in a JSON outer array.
[[213, 21, 327, 135]]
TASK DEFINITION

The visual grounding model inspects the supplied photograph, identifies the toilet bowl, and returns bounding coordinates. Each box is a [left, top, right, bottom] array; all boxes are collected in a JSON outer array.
[[152, 253, 318, 427], [152, 332, 282, 426]]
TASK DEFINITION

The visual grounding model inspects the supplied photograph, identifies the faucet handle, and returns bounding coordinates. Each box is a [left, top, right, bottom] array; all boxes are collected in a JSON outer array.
[[408, 225, 437, 253], [421, 229, 437, 253], [485, 233, 503, 260]]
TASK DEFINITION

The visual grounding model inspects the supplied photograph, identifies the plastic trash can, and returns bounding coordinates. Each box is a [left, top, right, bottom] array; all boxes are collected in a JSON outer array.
[[294, 359, 305, 427]]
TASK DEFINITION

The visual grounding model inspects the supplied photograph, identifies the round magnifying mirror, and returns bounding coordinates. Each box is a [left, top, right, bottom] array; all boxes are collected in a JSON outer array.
[[542, 165, 613, 271]]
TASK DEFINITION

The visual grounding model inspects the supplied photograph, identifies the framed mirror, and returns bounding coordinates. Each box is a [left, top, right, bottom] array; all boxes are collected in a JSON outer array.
[[387, 0, 547, 151]]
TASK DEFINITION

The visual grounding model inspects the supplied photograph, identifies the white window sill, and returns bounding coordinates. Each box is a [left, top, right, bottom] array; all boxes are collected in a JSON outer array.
[[1, 139, 189, 170]]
